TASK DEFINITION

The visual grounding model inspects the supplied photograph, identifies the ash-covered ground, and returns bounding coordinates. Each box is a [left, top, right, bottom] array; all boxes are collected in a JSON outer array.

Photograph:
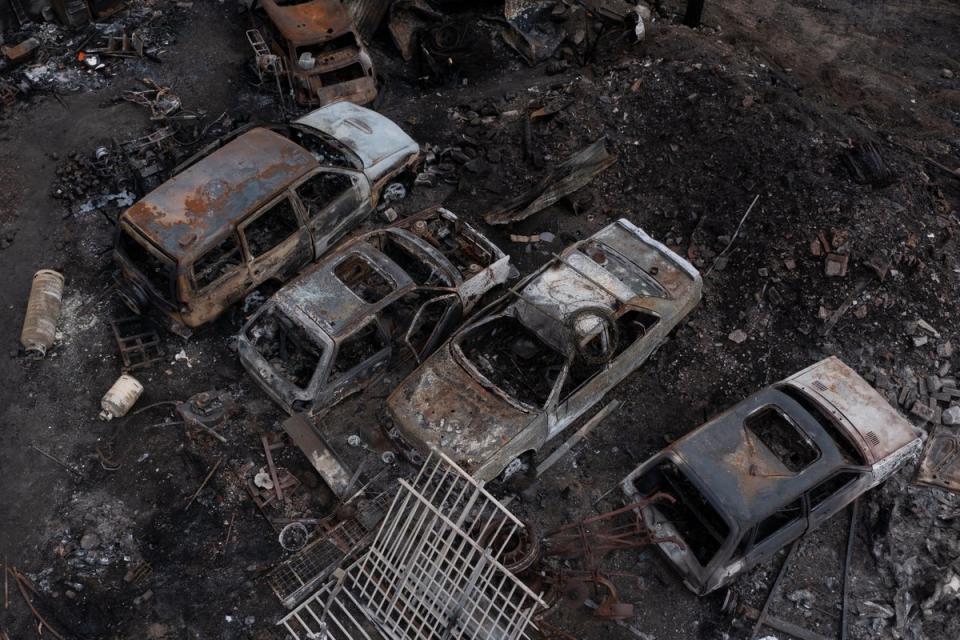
[[0, 1, 959, 639]]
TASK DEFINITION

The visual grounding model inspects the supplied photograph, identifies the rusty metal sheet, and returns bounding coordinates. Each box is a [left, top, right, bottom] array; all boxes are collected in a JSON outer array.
[[784, 356, 919, 465], [282, 413, 354, 496], [262, 0, 355, 46], [122, 127, 317, 261], [916, 427, 960, 493], [347, 0, 392, 38], [484, 138, 616, 225]]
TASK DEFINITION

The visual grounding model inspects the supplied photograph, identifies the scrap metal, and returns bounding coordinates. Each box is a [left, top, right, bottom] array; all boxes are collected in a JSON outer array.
[[280, 450, 547, 639], [484, 137, 616, 225]]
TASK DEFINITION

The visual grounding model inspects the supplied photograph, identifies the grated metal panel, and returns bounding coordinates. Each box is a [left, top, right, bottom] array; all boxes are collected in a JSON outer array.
[[280, 451, 546, 640]]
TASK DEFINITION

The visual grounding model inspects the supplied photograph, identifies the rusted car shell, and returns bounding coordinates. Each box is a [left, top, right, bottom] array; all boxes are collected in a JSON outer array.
[[124, 128, 316, 262], [115, 104, 419, 331], [261, 0, 354, 46], [620, 356, 923, 595], [237, 208, 509, 415], [387, 219, 703, 481], [260, 0, 377, 107]]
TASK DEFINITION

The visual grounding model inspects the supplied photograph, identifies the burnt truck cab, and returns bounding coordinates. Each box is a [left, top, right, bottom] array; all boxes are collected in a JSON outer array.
[[255, 0, 377, 107], [237, 207, 510, 416], [387, 219, 703, 482], [621, 357, 924, 596], [114, 102, 418, 334]]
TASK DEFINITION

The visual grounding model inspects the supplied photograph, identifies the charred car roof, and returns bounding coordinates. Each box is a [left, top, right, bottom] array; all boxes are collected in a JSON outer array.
[[669, 387, 851, 526], [261, 0, 354, 46], [122, 127, 318, 261], [271, 230, 457, 340]]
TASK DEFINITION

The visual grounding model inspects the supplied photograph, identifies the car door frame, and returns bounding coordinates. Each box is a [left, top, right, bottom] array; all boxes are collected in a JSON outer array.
[[289, 166, 372, 260], [185, 229, 252, 316], [237, 189, 313, 287], [321, 317, 393, 407]]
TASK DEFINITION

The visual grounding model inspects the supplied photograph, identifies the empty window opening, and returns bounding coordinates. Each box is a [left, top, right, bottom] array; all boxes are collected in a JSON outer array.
[[778, 385, 867, 466], [297, 32, 358, 59], [296, 173, 352, 218], [118, 229, 174, 300], [409, 215, 497, 274], [318, 62, 366, 86], [633, 460, 729, 567], [581, 240, 667, 299], [245, 198, 300, 258], [745, 408, 820, 472], [248, 309, 324, 389], [754, 499, 803, 545], [333, 254, 395, 304], [809, 470, 859, 511], [460, 316, 565, 409], [194, 234, 242, 289], [331, 323, 387, 378], [370, 233, 447, 287]]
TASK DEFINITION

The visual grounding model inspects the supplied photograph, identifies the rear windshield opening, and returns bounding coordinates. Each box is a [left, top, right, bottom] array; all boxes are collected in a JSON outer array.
[[410, 215, 497, 273], [118, 229, 174, 300], [460, 316, 565, 408], [633, 460, 729, 567], [745, 408, 820, 472], [319, 62, 367, 85], [778, 385, 867, 466], [248, 309, 323, 389], [298, 32, 358, 58], [334, 254, 395, 304], [369, 233, 442, 287]]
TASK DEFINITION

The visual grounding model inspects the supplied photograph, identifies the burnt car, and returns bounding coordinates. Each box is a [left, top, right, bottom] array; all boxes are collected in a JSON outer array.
[[114, 102, 419, 334], [237, 207, 510, 416], [621, 356, 924, 596], [252, 0, 377, 107], [386, 219, 703, 482]]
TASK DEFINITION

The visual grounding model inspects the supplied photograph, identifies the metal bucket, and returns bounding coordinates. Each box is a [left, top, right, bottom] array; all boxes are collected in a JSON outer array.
[[20, 269, 65, 357], [99, 374, 144, 420]]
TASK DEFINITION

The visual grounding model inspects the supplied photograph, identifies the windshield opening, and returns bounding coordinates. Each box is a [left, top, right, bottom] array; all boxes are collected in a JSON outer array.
[[334, 254, 395, 304], [778, 385, 867, 465], [247, 307, 324, 389], [296, 32, 357, 58], [632, 460, 729, 567], [368, 233, 446, 287], [459, 316, 565, 408], [118, 228, 174, 301]]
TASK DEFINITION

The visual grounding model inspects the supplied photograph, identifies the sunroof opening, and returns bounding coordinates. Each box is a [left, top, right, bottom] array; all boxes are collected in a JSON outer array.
[[746, 407, 820, 472]]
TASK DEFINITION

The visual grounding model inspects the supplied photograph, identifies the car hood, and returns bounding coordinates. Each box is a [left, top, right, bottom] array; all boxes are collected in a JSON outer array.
[[387, 346, 529, 473], [295, 102, 419, 184]]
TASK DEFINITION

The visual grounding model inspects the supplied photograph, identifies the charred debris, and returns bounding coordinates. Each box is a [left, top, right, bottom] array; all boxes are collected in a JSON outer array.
[[4, 1, 960, 640]]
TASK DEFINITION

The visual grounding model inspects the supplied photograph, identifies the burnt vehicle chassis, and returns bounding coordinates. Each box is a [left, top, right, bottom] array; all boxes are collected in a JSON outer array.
[[621, 357, 924, 595], [387, 218, 703, 482], [237, 206, 510, 417], [114, 103, 419, 334], [252, 0, 377, 107]]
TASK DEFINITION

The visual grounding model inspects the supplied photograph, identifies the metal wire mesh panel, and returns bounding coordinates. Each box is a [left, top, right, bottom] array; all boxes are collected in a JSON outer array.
[[280, 451, 545, 640]]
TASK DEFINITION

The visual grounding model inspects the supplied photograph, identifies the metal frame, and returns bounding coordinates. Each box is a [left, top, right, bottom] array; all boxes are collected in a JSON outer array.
[[280, 450, 546, 639]]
